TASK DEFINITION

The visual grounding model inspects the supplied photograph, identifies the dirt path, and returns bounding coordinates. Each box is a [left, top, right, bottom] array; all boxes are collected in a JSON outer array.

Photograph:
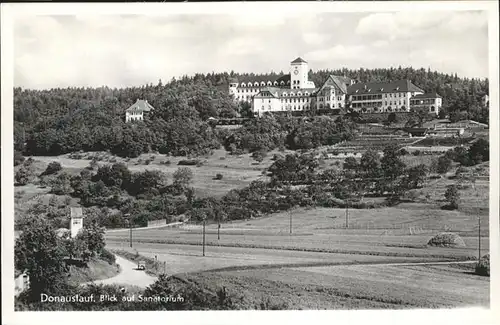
[[82, 255, 157, 289]]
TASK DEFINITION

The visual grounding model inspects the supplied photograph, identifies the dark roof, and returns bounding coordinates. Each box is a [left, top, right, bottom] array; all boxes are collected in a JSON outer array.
[[318, 75, 354, 94], [275, 74, 291, 84], [237, 74, 290, 87], [126, 99, 155, 112], [255, 87, 318, 98], [291, 57, 307, 64], [411, 92, 442, 99], [347, 80, 424, 95]]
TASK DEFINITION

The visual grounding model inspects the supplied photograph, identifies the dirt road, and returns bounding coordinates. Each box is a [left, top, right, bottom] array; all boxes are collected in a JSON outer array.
[[83, 255, 157, 289]]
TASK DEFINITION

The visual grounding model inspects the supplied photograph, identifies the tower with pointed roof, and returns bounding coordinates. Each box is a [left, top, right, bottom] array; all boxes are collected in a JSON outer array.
[[290, 57, 310, 89]]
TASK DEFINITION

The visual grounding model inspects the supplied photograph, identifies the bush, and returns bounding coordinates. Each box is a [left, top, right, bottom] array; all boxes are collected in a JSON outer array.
[[43, 161, 62, 175], [100, 248, 116, 265], [399, 148, 409, 156], [15, 166, 35, 186], [427, 232, 466, 248], [251, 150, 267, 163], [444, 185, 460, 209], [475, 254, 490, 276], [437, 156, 452, 174], [178, 159, 199, 166], [214, 173, 223, 180], [14, 151, 25, 166], [413, 150, 421, 156]]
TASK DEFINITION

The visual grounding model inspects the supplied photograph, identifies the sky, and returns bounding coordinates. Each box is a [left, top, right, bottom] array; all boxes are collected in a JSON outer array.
[[13, 10, 489, 90]]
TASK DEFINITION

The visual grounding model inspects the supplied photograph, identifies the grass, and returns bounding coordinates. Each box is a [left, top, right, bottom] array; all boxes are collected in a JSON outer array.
[[412, 137, 474, 147], [67, 258, 121, 285], [175, 263, 489, 309], [105, 201, 489, 261], [29, 149, 272, 198]]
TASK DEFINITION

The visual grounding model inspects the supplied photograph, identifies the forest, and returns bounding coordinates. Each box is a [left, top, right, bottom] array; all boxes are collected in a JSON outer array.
[[13, 66, 489, 158]]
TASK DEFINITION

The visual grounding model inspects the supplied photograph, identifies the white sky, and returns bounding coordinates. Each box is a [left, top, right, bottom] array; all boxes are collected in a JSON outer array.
[[13, 11, 488, 89]]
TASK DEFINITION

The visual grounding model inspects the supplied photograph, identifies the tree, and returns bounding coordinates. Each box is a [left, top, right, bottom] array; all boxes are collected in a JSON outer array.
[[94, 163, 131, 189], [251, 149, 267, 163], [76, 221, 105, 258], [268, 153, 318, 185], [51, 172, 73, 195], [468, 138, 489, 165], [381, 145, 406, 180], [15, 165, 35, 186], [437, 156, 453, 174], [128, 170, 167, 197], [403, 164, 428, 189], [15, 216, 69, 301], [14, 151, 25, 166], [173, 167, 193, 189], [43, 161, 62, 175], [445, 185, 460, 209], [387, 112, 397, 124], [343, 157, 358, 170], [360, 149, 381, 177]]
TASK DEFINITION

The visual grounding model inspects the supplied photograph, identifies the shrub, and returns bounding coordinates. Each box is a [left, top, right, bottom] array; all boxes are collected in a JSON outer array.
[[100, 248, 116, 265], [214, 173, 223, 180], [399, 148, 409, 156], [251, 150, 267, 163], [413, 150, 421, 156], [178, 159, 199, 166], [437, 156, 452, 174], [427, 232, 466, 248], [444, 185, 460, 209], [15, 166, 35, 186], [43, 161, 62, 175], [14, 151, 25, 166], [272, 154, 283, 161], [475, 254, 490, 276]]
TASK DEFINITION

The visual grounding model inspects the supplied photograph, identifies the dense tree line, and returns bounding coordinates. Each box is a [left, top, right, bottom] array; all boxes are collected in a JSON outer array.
[[14, 66, 488, 157], [222, 115, 357, 154]]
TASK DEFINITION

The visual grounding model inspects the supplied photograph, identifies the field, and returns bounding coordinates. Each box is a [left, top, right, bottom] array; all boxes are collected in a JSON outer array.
[[16, 125, 490, 309], [27, 148, 272, 198], [412, 137, 475, 147], [106, 204, 489, 260], [191, 263, 489, 309], [335, 135, 421, 151]]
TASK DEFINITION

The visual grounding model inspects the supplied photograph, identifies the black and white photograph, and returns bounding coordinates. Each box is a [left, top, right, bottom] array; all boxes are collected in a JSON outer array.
[[1, 2, 498, 324]]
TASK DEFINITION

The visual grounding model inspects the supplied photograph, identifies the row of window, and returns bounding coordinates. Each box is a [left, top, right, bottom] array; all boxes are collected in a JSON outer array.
[[237, 80, 290, 88], [319, 96, 343, 102], [351, 92, 415, 101], [354, 106, 408, 113], [410, 99, 438, 105], [260, 105, 311, 111]]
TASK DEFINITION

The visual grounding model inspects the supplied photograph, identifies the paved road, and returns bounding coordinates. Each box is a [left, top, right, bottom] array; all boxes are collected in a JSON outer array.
[[106, 242, 459, 276], [82, 255, 157, 289]]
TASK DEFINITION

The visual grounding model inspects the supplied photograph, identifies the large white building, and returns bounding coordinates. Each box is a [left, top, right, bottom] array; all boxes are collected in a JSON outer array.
[[228, 57, 441, 116]]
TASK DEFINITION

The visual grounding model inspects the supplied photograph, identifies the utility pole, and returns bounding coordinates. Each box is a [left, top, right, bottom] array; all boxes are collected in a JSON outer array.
[[125, 213, 132, 248], [202, 219, 206, 257], [345, 199, 349, 229], [472, 176, 481, 261], [129, 220, 133, 248], [478, 206, 481, 260]]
